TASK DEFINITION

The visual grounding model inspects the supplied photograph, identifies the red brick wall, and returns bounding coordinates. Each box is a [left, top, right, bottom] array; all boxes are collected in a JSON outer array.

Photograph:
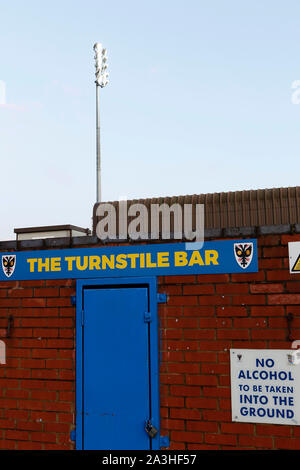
[[158, 234, 300, 450], [0, 233, 300, 450], [0, 279, 76, 450]]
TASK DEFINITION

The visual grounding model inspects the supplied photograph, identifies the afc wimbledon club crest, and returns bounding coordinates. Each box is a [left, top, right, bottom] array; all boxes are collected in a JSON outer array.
[[234, 242, 253, 269], [2, 255, 16, 278]]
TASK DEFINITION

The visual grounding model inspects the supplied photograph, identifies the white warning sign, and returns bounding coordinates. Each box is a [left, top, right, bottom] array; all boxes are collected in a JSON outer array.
[[230, 349, 300, 425]]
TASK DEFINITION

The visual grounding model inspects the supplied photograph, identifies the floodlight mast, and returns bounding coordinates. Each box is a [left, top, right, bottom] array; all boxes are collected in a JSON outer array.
[[94, 43, 109, 203]]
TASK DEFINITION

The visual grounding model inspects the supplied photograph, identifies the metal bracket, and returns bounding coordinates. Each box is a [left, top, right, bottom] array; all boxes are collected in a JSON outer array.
[[71, 295, 76, 306], [286, 312, 294, 341], [160, 435, 170, 448], [157, 293, 167, 304], [70, 429, 76, 442], [6, 315, 14, 338]]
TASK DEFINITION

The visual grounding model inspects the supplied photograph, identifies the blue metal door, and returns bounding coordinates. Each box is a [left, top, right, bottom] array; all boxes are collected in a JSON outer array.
[[82, 285, 152, 450]]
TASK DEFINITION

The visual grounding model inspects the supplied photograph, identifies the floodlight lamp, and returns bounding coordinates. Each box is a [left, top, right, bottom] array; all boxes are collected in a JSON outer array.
[[93, 43, 109, 87]]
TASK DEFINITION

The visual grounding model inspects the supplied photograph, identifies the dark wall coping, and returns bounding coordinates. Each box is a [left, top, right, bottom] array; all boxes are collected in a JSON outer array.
[[0, 224, 297, 252]]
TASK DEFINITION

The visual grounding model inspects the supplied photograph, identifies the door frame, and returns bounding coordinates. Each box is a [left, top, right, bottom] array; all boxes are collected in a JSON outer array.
[[75, 276, 160, 450]]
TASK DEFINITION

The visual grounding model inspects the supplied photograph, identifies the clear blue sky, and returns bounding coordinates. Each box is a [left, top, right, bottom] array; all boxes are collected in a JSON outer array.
[[0, 1, 300, 240]]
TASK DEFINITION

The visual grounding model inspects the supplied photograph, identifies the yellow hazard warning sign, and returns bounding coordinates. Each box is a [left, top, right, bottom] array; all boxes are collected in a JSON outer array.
[[292, 254, 300, 272], [288, 242, 300, 273]]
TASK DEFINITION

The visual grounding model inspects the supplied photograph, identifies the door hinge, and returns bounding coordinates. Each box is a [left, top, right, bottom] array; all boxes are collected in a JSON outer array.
[[70, 429, 76, 442], [157, 293, 167, 303], [81, 309, 85, 326], [144, 311, 151, 323], [71, 295, 76, 306]]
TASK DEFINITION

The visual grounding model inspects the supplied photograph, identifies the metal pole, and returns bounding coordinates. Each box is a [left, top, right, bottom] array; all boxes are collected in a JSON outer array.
[[96, 82, 101, 203], [94, 42, 108, 203]]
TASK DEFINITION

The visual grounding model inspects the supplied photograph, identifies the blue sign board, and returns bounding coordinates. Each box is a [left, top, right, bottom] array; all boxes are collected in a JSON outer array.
[[0, 239, 257, 281]]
